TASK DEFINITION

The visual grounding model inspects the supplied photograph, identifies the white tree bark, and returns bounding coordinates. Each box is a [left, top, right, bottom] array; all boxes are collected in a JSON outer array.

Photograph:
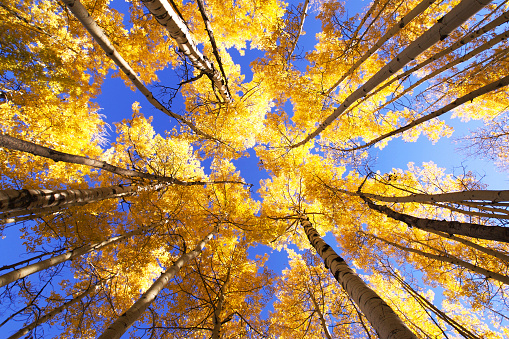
[[0, 201, 90, 223], [369, 8, 509, 99], [369, 32, 509, 116], [427, 229, 509, 263], [334, 186, 509, 204], [360, 195, 509, 243], [141, 0, 231, 102], [0, 225, 154, 287], [300, 215, 417, 339], [0, 134, 247, 189], [0, 183, 164, 214], [325, 0, 439, 94], [292, 0, 492, 148], [387, 268, 480, 339], [60, 0, 217, 139], [369, 7, 509, 101], [287, 0, 310, 63], [371, 233, 509, 285], [306, 285, 333, 339], [7, 284, 98, 339], [97, 230, 214, 339]]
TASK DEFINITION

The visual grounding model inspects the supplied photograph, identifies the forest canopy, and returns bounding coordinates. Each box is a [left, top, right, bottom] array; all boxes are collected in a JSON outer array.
[[1, 0, 509, 338]]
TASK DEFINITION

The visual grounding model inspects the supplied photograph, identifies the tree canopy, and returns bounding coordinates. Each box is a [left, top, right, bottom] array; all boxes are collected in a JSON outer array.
[[1, 0, 509, 337]]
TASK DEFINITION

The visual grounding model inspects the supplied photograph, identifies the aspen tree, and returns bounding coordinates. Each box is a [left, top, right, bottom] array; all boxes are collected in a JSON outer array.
[[385, 267, 482, 339], [7, 284, 99, 339], [211, 266, 231, 339], [60, 0, 218, 140], [141, 0, 231, 102], [287, 0, 310, 63], [299, 214, 417, 339], [360, 195, 509, 243], [367, 232, 509, 285], [4, 0, 509, 337], [306, 284, 333, 339], [0, 134, 246, 186], [0, 184, 164, 215], [366, 8, 509, 102], [340, 63, 509, 152], [0, 224, 157, 288], [292, 0, 492, 148], [98, 230, 214, 339], [427, 230, 509, 262], [325, 0, 439, 95]]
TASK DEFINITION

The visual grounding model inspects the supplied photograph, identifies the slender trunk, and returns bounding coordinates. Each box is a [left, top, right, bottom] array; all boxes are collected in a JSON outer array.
[[427, 229, 509, 262], [0, 134, 201, 186], [60, 0, 216, 140], [0, 249, 65, 272], [342, 71, 509, 151], [7, 284, 98, 339], [212, 266, 231, 339], [0, 225, 153, 287], [292, 0, 492, 148], [0, 183, 163, 214], [0, 135, 247, 188], [458, 201, 509, 215], [196, 0, 229, 97], [430, 202, 509, 220], [369, 8, 509, 101], [360, 195, 509, 243], [98, 230, 214, 339], [330, 185, 509, 218], [372, 30, 509, 113], [370, 233, 509, 285], [333, 186, 509, 204], [300, 215, 417, 339], [326, 0, 438, 94], [306, 285, 333, 339], [386, 268, 481, 339], [0, 202, 92, 223], [287, 0, 310, 63], [141, 0, 231, 102]]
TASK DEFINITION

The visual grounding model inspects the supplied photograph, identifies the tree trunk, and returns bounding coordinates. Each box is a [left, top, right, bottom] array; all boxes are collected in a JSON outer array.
[[427, 229, 509, 263], [196, 0, 229, 96], [300, 214, 417, 339], [329, 185, 509, 218], [368, 8, 509, 101], [342, 71, 509, 151], [370, 30, 509, 113], [360, 195, 509, 243], [0, 183, 164, 214], [60, 0, 216, 140], [428, 201, 509, 220], [0, 249, 65, 272], [307, 285, 333, 339], [141, 0, 231, 102], [97, 230, 214, 339], [0, 134, 203, 186], [287, 0, 310, 63], [7, 284, 98, 339], [386, 267, 481, 339], [370, 233, 509, 285], [0, 224, 154, 287], [0, 202, 92, 224], [325, 0, 439, 94], [334, 186, 509, 204], [292, 0, 492, 148], [212, 266, 231, 339]]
